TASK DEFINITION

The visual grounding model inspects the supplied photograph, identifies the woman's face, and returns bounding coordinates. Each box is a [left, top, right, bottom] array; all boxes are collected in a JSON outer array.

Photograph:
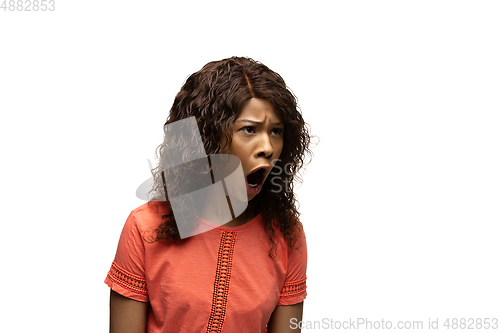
[[228, 98, 284, 200]]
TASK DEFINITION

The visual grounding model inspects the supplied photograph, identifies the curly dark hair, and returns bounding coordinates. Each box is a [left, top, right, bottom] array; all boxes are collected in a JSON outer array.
[[146, 56, 313, 257]]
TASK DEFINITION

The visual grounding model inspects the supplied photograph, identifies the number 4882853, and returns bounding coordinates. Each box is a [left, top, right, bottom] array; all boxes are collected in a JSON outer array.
[[1, 0, 56, 11], [443, 318, 498, 330]]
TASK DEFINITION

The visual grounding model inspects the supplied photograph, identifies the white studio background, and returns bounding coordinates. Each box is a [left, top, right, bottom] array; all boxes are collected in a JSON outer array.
[[1, 1, 499, 332]]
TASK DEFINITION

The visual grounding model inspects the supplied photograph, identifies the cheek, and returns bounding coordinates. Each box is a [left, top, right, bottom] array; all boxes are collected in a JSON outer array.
[[227, 136, 240, 155], [275, 141, 284, 157], [235, 149, 250, 165], [228, 141, 247, 162]]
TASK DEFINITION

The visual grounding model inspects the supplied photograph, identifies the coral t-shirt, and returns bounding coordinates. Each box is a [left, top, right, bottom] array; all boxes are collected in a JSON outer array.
[[104, 201, 307, 333]]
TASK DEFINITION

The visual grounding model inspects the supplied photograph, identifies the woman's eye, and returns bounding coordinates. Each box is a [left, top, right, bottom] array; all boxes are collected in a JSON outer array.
[[271, 128, 284, 135], [240, 126, 255, 134]]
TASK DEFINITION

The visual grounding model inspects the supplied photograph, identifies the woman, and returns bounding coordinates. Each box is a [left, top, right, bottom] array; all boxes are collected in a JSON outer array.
[[105, 56, 313, 332]]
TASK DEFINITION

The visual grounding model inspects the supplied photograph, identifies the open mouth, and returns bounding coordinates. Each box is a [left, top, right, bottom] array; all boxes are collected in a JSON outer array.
[[246, 168, 266, 188]]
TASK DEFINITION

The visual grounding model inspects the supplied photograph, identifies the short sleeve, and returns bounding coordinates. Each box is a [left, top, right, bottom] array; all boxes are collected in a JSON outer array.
[[104, 212, 149, 302], [278, 225, 307, 305]]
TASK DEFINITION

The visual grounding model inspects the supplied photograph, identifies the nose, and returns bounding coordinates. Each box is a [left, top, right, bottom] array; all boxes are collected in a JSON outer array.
[[256, 134, 274, 158]]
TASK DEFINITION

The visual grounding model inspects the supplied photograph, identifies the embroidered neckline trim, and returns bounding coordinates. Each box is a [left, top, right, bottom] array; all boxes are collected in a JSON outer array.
[[205, 231, 238, 333]]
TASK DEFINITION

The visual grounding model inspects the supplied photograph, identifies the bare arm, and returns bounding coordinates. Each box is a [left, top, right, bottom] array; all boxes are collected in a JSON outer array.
[[267, 302, 304, 333], [109, 290, 148, 333]]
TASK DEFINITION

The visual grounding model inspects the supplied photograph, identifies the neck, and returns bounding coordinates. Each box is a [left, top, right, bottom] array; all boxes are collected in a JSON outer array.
[[200, 194, 259, 228], [222, 200, 258, 227]]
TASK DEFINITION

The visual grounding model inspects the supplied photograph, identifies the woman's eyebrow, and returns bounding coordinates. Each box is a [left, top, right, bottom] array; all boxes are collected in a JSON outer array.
[[235, 119, 284, 125]]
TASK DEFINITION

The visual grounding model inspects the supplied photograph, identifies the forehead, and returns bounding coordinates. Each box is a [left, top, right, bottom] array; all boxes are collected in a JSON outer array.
[[236, 98, 281, 122]]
